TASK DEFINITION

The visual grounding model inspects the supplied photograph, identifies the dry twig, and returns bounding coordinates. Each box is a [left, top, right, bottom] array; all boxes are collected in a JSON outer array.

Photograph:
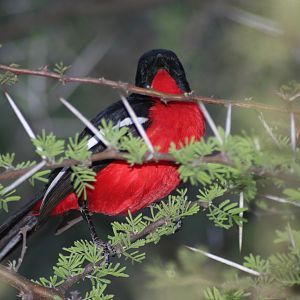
[[0, 64, 297, 114]]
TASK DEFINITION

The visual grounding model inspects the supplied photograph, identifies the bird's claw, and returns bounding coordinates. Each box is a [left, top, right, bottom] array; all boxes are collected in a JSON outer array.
[[93, 238, 116, 264], [174, 217, 183, 233]]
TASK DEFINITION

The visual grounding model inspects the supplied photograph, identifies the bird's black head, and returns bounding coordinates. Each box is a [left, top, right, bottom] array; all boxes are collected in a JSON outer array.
[[135, 49, 191, 93]]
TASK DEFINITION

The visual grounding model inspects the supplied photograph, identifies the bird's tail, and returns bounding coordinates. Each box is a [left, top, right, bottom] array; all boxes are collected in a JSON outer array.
[[0, 191, 43, 262]]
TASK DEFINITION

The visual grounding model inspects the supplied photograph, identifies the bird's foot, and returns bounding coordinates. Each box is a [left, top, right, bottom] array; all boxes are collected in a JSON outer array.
[[93, 238, 116, 264], [174, 217, 183, 233]]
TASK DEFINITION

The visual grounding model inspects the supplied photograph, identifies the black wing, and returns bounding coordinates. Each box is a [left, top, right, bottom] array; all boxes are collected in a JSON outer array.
[[38, 94, 154, 225]]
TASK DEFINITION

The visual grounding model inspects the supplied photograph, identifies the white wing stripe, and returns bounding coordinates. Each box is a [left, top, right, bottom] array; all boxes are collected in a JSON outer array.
[[87, 136, 99, 149], [118, 117, 148, 128]]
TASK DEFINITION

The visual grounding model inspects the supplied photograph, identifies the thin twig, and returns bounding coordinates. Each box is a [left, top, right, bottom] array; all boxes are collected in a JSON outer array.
[[119, 93, 154, 154], [59, 97, 110, 148], [185, 246, 261, 276], [0, 64, 297, 114]]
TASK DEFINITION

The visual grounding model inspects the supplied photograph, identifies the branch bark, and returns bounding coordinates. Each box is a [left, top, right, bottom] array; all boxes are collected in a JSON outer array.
[[0, 64, 296, 114], [0, 264, 64, 299]]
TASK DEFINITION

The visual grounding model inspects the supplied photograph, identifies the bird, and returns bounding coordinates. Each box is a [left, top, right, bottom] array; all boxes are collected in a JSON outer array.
[[0, 49, 205, 260]]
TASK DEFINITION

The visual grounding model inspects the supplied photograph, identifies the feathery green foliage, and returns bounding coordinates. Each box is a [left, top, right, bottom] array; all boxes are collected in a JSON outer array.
[[204, 287, 250, 300], [0, 65, 19, 85], [0, 184, 20, 212], [66, 134, 96, 200], [206, 199, 247, 229], [99, 119, 129, 148], [53, 62, 71, 77], [32, 130, 65, 163], [120, 133, 148, 165], [0, 152, 35, 170]]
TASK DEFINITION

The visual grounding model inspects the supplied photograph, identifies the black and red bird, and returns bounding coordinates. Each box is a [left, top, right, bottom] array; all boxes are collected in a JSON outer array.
[[0, 49, 205, 259]]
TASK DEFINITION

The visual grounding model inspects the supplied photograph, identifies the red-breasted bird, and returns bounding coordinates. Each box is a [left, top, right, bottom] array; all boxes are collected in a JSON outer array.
[[0, 49, 205, 259]]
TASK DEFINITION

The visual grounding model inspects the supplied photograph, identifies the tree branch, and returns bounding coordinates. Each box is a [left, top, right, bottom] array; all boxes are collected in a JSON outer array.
[[58, 216, 173, 294], [0, 150, 297, 184], [0, 64, 296, 114], [0, 264, 64, 299]]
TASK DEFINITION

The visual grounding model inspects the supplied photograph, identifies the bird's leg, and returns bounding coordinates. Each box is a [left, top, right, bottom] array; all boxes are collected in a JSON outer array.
[[78, 199, 114, 262]]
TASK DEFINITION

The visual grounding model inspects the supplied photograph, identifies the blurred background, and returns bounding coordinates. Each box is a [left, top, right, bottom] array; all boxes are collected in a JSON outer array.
[[1, 0, 300, 299]]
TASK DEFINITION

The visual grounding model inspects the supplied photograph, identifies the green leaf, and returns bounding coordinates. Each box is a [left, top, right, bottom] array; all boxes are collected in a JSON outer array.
[[32, 130, 65, 162], [0, 185, 21, 212], [0, 69, 18, 85], [243, 254, 269, 273], [99, 118, 128, 147], [0, 153, 15, 169], [29, 170, 51, 186], [53, 62, 71, 77], [207, 200, 247, 229], [120, 133, 148, 164]]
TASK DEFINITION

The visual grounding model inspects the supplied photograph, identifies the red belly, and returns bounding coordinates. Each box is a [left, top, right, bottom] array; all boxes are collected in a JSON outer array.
[[49, 161, 180, 216]]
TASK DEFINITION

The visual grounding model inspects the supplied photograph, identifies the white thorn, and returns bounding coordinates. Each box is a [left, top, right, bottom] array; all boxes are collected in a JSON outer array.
[[4, 92, 46, 159], [198, 102, 223, 145], [4, 92, 37, 140], [1, 161, 46, 195], [59, 97, 110, 148], [264, 194, 300, 208], [186, 246, 260, 276], [239, 192, 244, 252], [120, 94, 155, 154], [290, 112, 296, 152], [257, 112, 280, 148], [225, 104, 232, 138], [287, 222, 296, 249]]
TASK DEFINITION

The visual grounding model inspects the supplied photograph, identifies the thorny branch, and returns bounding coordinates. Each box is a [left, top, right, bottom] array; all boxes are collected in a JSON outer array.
[[0, 150, 297, 184], [0, 63, 298, 114]]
